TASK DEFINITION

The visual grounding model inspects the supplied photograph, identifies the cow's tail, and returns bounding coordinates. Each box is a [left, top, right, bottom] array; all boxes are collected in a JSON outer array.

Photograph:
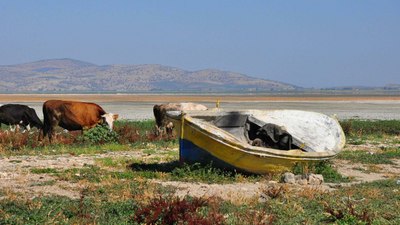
[[26, 108, 43, 130], [41, 103, 51, 141], [153, 104, 163, 136], [153, 105, 162, 128]]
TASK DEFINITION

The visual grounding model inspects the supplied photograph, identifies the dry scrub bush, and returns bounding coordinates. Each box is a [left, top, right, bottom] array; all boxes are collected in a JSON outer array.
[[261, 184, 289, 199], [0, 131, 31, 150], [133, 195, 225, 225], [235, 208, 276, 225], [115, 123, 141, 143], [322, 197, 373, 224], [113, 123, 174, 144], [0, 129, 81, 150], [297, 186, 326, 200]]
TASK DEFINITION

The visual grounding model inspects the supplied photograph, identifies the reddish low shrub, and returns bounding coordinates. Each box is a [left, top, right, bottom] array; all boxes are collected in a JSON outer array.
[[132, 195, 224, 225]]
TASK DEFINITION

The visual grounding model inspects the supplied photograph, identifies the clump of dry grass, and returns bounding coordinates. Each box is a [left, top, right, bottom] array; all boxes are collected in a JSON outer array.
[[261, 184, 289, 200], [297, 186, 326, 200], [322, 197, 373, 224]]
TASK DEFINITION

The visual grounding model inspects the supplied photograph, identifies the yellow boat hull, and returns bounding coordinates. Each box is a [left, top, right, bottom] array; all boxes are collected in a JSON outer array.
[[169, 110, 343, 174]]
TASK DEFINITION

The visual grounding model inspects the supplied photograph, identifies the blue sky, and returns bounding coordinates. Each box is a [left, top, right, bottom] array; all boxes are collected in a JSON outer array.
[[1, 1, 399, 88]]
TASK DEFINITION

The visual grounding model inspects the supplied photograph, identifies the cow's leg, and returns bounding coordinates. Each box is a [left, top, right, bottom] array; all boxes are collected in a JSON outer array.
[[48, 113, 62, 143], [38, 122, 49, 142], [41, 120, 55, 143], [166, 122, 174, 137], [25, 124, 31, 131], [48, 126, 54, 143], [20, 121, 30, 133], [38, 129, 44, 141], [40, 123, 48, 141], [9, 124, 20, 133], [154, 125, 161, 136]]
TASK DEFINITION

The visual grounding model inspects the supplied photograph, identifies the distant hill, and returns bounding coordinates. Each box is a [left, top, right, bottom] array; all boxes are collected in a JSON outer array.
[[0, 59, 299, 93]]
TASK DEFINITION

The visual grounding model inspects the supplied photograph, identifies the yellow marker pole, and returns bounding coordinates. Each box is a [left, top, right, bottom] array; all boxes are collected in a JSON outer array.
[[180, 113, 185, 139], [216, 100, 220, 108], [179, 112, 186, 164]]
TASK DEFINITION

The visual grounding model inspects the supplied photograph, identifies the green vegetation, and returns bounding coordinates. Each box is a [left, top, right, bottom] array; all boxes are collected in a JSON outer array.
[[0, 120, 177, 156], [80, 124, 119, 144], [292, 161, 351, 183], [338, 119, 400, 165], [340, 119, 400, 137], [31, 161, 261, 184], [337, 148, 400, 164]]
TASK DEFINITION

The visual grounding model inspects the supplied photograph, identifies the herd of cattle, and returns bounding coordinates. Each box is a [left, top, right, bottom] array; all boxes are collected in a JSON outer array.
[[0, 100, 208, 142]]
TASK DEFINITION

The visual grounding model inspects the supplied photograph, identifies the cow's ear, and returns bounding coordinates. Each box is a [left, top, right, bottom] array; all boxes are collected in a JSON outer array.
[[113, 114, 119, 120], [101, 114, 106, 118]]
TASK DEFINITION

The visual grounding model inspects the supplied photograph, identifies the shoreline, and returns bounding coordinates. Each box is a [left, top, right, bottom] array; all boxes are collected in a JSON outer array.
[[1, 94, 400, 103]]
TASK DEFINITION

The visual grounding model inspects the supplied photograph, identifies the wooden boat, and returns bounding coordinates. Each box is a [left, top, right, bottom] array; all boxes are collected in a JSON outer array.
[[166, 109, 345, 174]]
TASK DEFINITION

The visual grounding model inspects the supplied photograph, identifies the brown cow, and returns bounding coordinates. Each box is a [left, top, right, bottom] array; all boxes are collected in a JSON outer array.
[[153, 102, 208, 136], [41, 100, 118, 142]]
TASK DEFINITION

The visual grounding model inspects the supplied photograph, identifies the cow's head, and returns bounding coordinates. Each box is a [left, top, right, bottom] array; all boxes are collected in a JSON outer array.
[[101, 113, 119, 130]]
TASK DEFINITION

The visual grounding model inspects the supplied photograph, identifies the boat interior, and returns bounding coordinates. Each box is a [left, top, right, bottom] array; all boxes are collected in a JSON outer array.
[[192, 112, 301, 151]]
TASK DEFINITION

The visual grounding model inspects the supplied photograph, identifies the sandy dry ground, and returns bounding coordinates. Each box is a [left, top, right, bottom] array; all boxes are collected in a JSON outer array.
[[1, 94, 400, 120]]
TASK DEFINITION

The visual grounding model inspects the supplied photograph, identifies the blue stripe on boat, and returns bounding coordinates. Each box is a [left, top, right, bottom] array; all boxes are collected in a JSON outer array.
[[179, 138, 242, 172]]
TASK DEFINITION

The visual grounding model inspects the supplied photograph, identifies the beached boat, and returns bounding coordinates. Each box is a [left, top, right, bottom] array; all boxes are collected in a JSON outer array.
[[166, 109, 345, 174]]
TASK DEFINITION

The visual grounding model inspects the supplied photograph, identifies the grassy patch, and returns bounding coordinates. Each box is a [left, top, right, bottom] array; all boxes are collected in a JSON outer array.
[[31, 161, 262, 185], [14, 142, 131, 156], [337, 148, 400, 164], [96, 157, 123, 168], [340, 119, 400, 137], [30, 180, 57, 187], [0, 195, 137, 224], [292, 161, 350, 183], [130, 161, 263, 184], [170, 163, 262, 184], [31, 168, 59, 174], [56, 165, 105, 183]]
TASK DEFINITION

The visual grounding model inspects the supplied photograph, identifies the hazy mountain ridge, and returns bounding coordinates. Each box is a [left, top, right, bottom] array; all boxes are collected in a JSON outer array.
[[0, 59, 299, 92]]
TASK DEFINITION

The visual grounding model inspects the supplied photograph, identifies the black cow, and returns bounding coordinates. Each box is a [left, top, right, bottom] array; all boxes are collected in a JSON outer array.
[[153, 102, 208, 136], [0, 104, 43, 131]]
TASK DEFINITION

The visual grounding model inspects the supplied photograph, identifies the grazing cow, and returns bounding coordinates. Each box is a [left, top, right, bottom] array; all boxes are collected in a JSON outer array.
[[41, 100, 118, 141], [153, 102, 208, 136], [0, 104, 43, 132]]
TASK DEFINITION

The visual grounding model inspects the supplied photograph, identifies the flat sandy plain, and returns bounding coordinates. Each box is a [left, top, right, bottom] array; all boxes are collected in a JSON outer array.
[[0, 94, 400, 120]]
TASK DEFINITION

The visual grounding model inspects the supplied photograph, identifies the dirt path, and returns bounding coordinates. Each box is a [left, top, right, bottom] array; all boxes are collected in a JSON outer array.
[[333, 159, 400, 182], [0, 151, 144, 199], [1, 148, 399, 201]]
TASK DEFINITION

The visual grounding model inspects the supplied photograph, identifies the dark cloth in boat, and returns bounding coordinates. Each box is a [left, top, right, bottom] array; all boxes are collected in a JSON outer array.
[[252, 124, 293, 150], [212, 114, 293, 150]]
